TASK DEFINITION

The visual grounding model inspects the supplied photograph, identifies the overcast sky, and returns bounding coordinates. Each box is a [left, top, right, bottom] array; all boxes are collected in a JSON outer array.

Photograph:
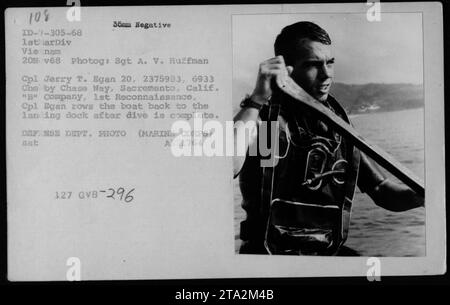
[[232, 12, 423, 101]]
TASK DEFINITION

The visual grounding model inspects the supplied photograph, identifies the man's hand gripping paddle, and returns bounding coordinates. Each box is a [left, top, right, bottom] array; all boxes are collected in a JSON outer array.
[[272, 75, 425, 197]]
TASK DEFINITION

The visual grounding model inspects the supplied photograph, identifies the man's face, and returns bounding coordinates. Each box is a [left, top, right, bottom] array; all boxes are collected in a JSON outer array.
[[290, 39, 334, 102]]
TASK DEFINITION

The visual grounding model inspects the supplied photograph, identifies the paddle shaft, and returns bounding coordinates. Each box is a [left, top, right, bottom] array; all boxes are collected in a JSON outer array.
[[274, 77, 425, 197]]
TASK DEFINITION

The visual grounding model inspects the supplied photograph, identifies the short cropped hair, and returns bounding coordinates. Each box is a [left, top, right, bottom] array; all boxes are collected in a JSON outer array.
[[274, 21, 331, 66]]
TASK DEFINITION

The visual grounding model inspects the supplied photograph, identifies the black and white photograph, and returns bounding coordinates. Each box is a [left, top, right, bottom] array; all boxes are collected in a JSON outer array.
[[232, 13, 426, 257]]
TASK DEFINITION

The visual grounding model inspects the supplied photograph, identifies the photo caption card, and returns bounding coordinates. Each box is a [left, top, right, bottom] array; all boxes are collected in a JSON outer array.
[[6, 3, 445, 281]]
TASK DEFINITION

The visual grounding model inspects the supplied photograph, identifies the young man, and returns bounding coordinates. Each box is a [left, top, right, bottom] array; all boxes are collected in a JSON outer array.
[[233, 21, 424, 255]]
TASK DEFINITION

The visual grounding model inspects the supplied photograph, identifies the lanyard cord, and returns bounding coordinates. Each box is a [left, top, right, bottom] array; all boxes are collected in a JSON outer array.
[[260, 89, 282, 220], [301, 169, 346, 186]]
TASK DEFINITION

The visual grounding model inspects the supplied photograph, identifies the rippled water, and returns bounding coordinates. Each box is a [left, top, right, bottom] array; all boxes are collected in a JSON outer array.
[[234, 108, 425, 256]]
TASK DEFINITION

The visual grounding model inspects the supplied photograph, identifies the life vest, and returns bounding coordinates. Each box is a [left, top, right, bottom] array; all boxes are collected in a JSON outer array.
[[238, 94, 360, 255]]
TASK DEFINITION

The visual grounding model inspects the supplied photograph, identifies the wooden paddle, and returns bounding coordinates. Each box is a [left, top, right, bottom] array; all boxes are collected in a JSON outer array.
[[273, 76, 425, 197]]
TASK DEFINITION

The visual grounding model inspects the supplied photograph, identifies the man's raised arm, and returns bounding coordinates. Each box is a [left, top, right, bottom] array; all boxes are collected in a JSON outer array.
[[233, 56, 293, 177]]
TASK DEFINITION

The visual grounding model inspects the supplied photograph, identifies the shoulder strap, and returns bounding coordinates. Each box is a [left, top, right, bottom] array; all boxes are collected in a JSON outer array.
[[259, 96, 281, 222], [327, 95, 362, 249]]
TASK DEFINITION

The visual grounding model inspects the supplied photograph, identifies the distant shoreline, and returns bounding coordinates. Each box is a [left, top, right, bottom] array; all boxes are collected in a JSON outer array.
[[233, 82, 424, 115], [348, 105, 424, 117]]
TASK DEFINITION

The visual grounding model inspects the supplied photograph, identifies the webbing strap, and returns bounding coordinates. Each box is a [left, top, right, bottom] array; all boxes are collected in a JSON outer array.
[[260, 98, 281, 220]]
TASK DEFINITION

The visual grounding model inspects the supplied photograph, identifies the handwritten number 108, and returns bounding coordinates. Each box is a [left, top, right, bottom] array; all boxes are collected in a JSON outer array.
[[29, 10, 50, 25]]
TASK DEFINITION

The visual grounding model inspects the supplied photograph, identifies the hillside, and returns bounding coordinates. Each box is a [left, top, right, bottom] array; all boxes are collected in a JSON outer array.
[[330, 83, 424, 114], [232, 82, 424, 115]]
